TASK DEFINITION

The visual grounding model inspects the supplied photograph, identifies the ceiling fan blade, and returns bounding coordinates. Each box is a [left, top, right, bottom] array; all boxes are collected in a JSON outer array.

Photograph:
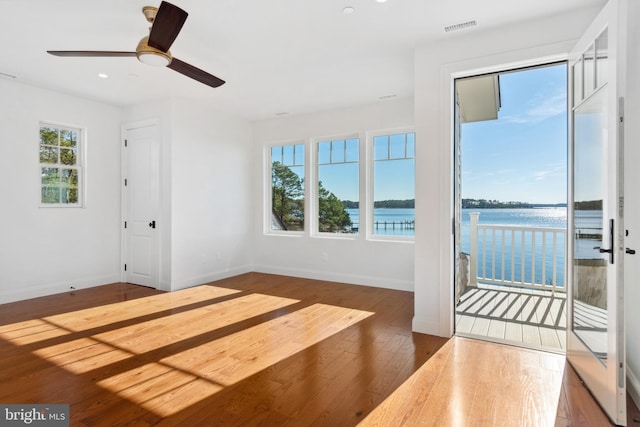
[[48, 51, 137, 58], [148, 1, 188, 52], [168, 57, 225, 88]]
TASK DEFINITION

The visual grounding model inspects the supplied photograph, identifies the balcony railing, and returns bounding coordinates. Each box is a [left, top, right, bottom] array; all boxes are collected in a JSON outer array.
[[469, 212, 567, 293]]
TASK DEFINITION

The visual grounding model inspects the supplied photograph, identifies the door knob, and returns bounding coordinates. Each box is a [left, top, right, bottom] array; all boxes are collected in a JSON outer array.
[[149, 220, 156, 229], [626, 248, 636, 255]]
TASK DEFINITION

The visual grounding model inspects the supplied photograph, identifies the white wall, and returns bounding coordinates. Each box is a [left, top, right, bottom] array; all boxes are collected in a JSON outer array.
[[0, 79, 122, 302], [413, 7, 604, 335], [252, 98, 415, 291], [169, 98, 254, 289]]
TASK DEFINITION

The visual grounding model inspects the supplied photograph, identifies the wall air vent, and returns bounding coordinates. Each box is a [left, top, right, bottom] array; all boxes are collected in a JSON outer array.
[[444, 20, 477, 33]]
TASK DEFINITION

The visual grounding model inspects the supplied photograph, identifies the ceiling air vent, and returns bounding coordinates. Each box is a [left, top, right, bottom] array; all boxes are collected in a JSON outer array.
[[444, 20, 477, 33]]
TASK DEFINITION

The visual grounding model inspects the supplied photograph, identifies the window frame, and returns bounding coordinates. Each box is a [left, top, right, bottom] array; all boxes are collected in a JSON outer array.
[[39, 122, 85, 208], [313, 133, 361, 238], [367, 127, 416, 242], [266, 141, 307, 235]]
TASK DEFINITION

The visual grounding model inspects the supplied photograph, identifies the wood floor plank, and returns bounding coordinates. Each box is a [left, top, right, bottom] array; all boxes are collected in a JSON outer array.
[[0, 273, 635, 426]]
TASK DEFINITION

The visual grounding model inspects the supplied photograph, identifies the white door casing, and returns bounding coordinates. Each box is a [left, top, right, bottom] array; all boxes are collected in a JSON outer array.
[[123, 121, 160, 288]]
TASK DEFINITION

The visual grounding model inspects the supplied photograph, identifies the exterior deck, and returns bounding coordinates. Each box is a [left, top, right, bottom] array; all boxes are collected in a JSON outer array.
[[456, 214, 569, 352], [456, 283, 566, 352]]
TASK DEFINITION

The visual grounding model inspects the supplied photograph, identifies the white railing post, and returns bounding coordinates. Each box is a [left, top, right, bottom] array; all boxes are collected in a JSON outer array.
[[469, 212, 480, 287]]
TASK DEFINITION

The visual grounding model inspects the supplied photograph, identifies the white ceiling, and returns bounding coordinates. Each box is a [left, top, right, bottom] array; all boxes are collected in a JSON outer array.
[[0, 0, 605, 121]]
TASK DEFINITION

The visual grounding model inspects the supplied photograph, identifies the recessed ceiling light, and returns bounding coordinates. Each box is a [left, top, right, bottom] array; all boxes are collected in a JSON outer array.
[[376, 0, 388, 3], [343, 6, 355, 14], [98, 73, 109, 79]]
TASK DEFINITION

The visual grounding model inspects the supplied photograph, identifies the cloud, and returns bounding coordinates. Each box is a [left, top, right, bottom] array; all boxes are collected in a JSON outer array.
[[533, 163, 566, 181], [503, 90, 567, 124]]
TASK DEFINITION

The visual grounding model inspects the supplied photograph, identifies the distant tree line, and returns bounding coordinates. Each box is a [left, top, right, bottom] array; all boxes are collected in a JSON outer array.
[[462, 199, 533, 208], [574, 199, 603, 210], [342, 199, 415, 209]]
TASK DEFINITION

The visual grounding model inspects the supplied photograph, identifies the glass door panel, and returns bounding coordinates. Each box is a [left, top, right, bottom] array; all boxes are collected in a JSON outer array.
[[572, 85, 608, 362]]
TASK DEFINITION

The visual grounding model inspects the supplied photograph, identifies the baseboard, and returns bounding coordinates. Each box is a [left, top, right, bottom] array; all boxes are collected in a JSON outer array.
[[628, 367, 640, 411], [0, 273, 122, 304], [170, 265, 254, 291], [412, 316, 444, 337], [252, 264, 414, 292]]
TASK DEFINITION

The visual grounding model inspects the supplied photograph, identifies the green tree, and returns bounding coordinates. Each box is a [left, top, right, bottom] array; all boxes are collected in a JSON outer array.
[[318, 182, 352, 232], [272, 161, 304, 230]]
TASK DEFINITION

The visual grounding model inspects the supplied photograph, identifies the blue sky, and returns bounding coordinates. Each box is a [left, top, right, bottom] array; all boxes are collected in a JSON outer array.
[[461, 63, 568, 204]]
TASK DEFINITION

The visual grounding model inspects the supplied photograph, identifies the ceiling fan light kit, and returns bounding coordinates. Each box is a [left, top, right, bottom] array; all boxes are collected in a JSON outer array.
[[136, 36, 172, 66], [47, 1, 225, 88]]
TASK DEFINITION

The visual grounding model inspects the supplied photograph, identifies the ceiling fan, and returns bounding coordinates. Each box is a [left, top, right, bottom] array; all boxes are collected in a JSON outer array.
[[47, 1, 225, 88]]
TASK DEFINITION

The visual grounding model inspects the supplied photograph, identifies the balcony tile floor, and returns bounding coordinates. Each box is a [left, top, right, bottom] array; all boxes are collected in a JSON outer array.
[[456, 283, 566, 352]]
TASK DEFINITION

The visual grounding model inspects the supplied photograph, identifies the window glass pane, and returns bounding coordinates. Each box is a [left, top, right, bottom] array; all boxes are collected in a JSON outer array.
[[373, 132, 415, 237], [40, 127, 58, 146], [318, 141, 331, 164], [573, 59, 583, 105], [596, 29, 608, 89], [283, 145, 294, 166], [406, 133, 415, 158], [271, 144, 304, 231], [61, 168, 78, 187], [60, 130, 77, 148], [583, 44, 595, 98], [332, 140, 345, 163], [61, 187, 78, 204], [294, 144, 304, 165], [374, 135, 389, 160], [41, 187, 60, 204], [40, 146, 58, 163], [271, 146, 283, 164], [41, 167, 60, 185], [389, 134, 406, 159], [60, 148, 77, 166], [346, 138, 359, 162]]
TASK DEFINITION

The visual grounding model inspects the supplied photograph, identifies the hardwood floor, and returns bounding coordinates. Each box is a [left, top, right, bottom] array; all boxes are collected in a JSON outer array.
[[0, 273, 637, 426]]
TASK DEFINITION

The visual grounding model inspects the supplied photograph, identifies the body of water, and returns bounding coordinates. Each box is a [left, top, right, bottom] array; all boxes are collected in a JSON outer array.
[[346, 208, 415, 237], [346, 207, 604, 288]]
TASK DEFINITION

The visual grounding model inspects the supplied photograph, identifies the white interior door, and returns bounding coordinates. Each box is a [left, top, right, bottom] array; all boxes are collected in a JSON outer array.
[[124, 123, 160, 288], [568, 0, 627, 424]]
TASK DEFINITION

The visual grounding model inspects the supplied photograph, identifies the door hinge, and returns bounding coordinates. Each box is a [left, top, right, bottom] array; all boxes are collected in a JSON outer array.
[[124, 178, 128, 186], [124, 221, 127, 229], [124, 139, 128, 147], [124, 264, 127, 271]]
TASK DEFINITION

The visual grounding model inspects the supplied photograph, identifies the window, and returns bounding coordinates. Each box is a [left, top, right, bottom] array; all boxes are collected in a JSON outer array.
[[39, 124, 82, 206], [372, 131, 415, 237], [271, 143, 305, 231], [317, 137, 359, 234]]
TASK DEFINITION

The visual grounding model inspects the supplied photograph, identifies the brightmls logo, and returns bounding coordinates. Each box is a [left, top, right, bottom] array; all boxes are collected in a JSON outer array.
[[1, 405, 69, 426]]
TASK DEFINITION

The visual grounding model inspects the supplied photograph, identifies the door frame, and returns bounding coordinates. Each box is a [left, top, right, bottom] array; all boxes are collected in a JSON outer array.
[[439, 43, 575, 337], [452, 60, 569, 352], [121, 118, 162, 287]]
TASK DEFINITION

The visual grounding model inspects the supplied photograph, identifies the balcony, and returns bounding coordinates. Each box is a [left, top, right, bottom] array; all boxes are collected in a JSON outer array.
[[456, 212, 567, 352]]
